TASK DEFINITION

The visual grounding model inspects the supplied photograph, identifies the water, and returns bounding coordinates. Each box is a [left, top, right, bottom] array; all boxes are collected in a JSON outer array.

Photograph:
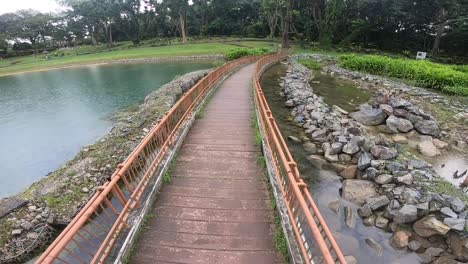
[[260, 63, 420, 264], [0, 60, 217, 198], [311, 73, 371, 112]]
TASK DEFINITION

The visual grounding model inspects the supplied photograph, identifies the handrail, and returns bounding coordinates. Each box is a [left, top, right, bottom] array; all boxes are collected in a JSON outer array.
[[37, 55, 260, 264], [253, 52, 347, 264]]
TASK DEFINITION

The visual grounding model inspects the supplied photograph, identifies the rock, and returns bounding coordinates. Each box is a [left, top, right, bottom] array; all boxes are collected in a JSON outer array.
[[408, 113, 424, 124], [417, 141, 440, 157], [375, 215, 389, 229], [81, 187, 90, 193], [449, 197, 465, 213], [288, 136, 302, 143], [347, 127, 361, 136], [441, 207, 459, 219], [328, 200, 340, 214], [370, 145, 398, 160], [394, 108, 409, 118], [350, 108, 388, 126], [389, 98, 412, 108], [375, 174, 393, 184], [390, 204, 418, 224], [26, 231, 39, 239], [358, 152, 373, 170], [142, 127, 149, 133], [344, 255, 357, 264], [342, 180, 377, 205], [420, 247, 444, 263], [365, 237, 383, 256], [443, 218, 466, 231], [285, 99, 294, 107], [28, 205, 37, 212], [303, 142, 317, 154], [322, 143, 339, 162], [408, 159, 431, 169], [339, 154, 352, 163], [386, 162, 404, 173], [20, 222, 33, 231], [415, 120, 440, 137], [358, 204, 373, 218], [413, 215, 450, 237], [366, 195, 390, 210], [307, 155, 327, 168], [342, 141, 360, 155], [408, 240, 421, 251], [11, 229, 22, 236], [365, 167, 379, 179], [330, 142, 344, 154], [432, 139, 448, 149], [363, 216, 376, 226], [433, 256, 461, 264], [392, 134, 408, 144], [391, 231, 410, 248], [447, 232, 468, 262], [379, 104, 394, 115], [386, 115, 414, 133], [311, 128, 328, 140], [344, 206, 355, 228], [340, 165, 358, 179], [396, 173, 413, 185]]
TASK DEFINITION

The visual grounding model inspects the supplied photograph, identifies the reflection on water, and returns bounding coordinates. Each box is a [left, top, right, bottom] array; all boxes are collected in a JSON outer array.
[[260, 63, 420, 264], [431, 154, 468, 187], [311, 73, 371, 112], [0, 61, 217, 197]]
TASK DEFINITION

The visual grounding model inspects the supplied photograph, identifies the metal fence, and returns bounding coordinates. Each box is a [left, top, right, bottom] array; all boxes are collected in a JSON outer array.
[[36, 55, 259, 264], [253, 52, 347, 264]]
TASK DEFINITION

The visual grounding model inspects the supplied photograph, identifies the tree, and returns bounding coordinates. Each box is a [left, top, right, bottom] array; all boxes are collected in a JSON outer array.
[[261, 0, 283, 38], [164, 0, 189, 43]]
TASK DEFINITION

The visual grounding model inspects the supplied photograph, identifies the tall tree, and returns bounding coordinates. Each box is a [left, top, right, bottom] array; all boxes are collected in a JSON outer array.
[[164, 0, 189, 43]]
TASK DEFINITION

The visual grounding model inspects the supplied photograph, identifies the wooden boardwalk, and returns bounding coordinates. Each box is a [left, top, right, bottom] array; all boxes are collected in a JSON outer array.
[[131, 64, 282, 264]]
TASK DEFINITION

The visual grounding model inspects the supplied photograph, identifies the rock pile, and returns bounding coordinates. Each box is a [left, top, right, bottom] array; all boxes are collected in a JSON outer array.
[[281, 59, 468, 263]]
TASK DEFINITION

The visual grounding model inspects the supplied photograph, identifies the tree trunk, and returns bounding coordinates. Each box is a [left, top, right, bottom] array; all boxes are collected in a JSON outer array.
[[281, 0, 293, 48], [179, 12, 187, 44], [109, 23, 113, 48], [431, 21, 447, 54]]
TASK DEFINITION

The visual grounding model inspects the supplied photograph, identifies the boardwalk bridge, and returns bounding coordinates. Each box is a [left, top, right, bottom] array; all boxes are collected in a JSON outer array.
[[36, 53, 346, 264]]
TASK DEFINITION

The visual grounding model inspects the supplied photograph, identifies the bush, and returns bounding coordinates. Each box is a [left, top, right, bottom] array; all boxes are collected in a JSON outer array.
[[225, 47, 271, 60], [298, 59, 321, 70], [339, 54, 468, 96]]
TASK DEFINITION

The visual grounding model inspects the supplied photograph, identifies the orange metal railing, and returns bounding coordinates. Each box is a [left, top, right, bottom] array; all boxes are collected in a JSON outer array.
[[253, 52, 347, 264], [37, 55, 259, 264]]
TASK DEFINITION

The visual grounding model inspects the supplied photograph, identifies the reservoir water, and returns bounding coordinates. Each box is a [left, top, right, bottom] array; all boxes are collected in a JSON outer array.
[[0, 60, 216, 197]]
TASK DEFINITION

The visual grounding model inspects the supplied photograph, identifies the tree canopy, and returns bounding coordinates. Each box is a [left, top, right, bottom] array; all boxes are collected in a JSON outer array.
[[0, 0, 466, 59]]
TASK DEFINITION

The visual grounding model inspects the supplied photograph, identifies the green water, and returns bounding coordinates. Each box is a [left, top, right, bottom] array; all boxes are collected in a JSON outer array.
[[0, 60, 217, 197], [311, 73, 371, 112]]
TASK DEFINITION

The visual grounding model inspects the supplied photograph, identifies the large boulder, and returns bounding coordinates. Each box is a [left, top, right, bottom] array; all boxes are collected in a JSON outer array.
[[447, 232, 468, 262], [386, 115, 414, 133], [350, 108, 387, 126], [414, 120, 440, 137], [389, 204, 418, 224], [417, 141, 440, 157], [342, 180, 378, 205], [413, 215, 450, 237], [370, 145, 398, 160]]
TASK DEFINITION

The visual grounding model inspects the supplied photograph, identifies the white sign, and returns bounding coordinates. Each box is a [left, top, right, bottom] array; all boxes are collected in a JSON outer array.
[[416, 52, 427, 60]]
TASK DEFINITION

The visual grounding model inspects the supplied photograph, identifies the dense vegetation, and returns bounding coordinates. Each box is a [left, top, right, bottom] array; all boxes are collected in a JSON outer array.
[[225, 47, 271, 60], [339, 54, 468, 96], [0, 0, 467, 61]]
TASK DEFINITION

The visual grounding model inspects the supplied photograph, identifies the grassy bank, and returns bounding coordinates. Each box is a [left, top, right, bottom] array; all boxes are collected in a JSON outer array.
[[0, 40, 276, 77], [339, 54, 468, 96]]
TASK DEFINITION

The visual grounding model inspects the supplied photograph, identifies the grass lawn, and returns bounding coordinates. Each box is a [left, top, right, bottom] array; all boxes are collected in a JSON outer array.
[[0, 40, 277, 77]]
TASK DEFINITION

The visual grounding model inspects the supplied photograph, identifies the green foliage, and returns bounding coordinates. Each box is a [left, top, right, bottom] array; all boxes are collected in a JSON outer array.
[[298, 59, 321, 70], [339, 54, 468, 96], [428, 179, 468, 204], [225, 47, 271, 60]]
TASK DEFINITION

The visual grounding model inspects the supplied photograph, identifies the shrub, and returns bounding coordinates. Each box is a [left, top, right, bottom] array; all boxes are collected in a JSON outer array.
[[298, 59, 321, 70], [225, 47, 271, 60], [339, 54, 468, 96]]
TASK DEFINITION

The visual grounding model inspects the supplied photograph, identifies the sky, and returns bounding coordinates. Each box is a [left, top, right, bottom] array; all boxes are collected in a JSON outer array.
[[0, 0, 64, 15]]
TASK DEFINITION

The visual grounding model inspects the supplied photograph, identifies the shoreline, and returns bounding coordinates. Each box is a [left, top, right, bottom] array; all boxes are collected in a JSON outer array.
[[0, 54, 225, 78]]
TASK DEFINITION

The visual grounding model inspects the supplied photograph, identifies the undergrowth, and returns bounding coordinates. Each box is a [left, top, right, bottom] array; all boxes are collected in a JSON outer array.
[[339, 54, 468, 96], [225, 47, 271, 60], [298, 59, 321, 71]]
